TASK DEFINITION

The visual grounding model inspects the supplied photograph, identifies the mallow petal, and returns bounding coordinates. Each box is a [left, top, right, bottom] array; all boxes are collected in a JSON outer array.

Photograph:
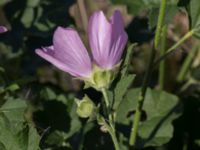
[[109, 10, 128, 66], [36, 46, 80, 76], [36, 27, 92, 77], [0, 26, 7, 33], [88, 11, 112, 68], [89, 10, 128, 69]]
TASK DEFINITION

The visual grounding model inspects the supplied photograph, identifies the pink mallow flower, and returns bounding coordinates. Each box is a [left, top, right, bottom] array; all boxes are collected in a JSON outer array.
[[36, 10, 128, 81], [0, 26, 7, 33]]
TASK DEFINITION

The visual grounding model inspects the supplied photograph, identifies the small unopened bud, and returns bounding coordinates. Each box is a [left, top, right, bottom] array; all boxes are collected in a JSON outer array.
[[75, 95, 95, 118]]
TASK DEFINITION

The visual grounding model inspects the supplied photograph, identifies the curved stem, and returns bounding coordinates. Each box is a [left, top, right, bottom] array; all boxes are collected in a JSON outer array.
[[154, 29, 194, 67]]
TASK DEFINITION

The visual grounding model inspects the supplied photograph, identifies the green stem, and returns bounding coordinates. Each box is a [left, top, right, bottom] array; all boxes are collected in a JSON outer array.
[[154, 29, 194, 67], [154, 0, 167, 49], [129, 0, 167, 146], [159, 26, 167, 89], [101, 88, 119, 150], [104, 121, 120, 150], [129, 104, 142, 146], [129, 45, 156, 146], [177, 44, 199, 82], [102, 88, 114, 126], [102, 88, 109, 108]]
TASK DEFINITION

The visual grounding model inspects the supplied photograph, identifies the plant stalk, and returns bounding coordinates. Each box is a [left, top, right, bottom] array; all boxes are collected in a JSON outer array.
[[177, 44, 199, 82], [77, 0, 88, 32], [159, 25, 167, 89], [104, 120, 120, 150], [129, 44, 156, 146], [129, 0, 167, 146], [101, 88, 119, 150], [154, 0, 167, 49]]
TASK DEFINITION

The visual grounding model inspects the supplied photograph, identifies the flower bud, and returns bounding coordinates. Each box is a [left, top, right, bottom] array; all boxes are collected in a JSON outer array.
[[75, 95, 95, 118]]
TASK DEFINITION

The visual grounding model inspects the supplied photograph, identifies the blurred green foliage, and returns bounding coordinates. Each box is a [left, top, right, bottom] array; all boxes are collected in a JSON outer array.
[[0, 0, 200, 150]]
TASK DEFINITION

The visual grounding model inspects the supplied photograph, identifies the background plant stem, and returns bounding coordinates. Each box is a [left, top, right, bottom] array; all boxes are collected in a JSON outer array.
[[129, 0, 167, 146], [154, 29, 194, 67], [159, 25, 167, 89], [77, 0, 88, 32], [129, 44, 156, 147], [177, 44, 199, 82], [154, 0, 167, 49]]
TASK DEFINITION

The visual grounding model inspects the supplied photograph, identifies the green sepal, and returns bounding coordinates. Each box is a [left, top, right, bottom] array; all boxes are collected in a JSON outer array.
[[83, 64, 121, 90]]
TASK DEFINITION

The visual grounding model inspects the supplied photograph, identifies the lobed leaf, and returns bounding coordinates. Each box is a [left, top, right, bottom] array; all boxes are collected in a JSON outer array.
[[116, 88, 181, 147]]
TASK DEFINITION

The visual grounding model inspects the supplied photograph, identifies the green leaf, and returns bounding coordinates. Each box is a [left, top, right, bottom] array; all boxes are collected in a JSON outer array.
[[0, 0, 8, 6], [116, 88, 181, 147], [183, 0, 200, 38], [116, 88, 139, 124], [40, 87, 57, 100], [0, 114, 25, 150], [0, 67, 5, 72], [0, 115, 40, 150], [195, 139, 200, 147], [27, 0, 40, 7], [45, 130, 67, 146], [113, 74, 135, 110], [0, 98, 40, 150], [21, 8, 35, 28], [110, 44, 137, 110], [0, 97, 26, 122], [191, 65, 200, 81], [138, 89, 180, 147], [6, 83, 20, 92], [121, 43, 137, 77], [27, 126, 41, 150]]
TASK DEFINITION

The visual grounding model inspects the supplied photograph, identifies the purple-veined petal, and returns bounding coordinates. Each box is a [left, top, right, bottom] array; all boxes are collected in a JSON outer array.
[[36, 27, 92, 78], [0, 26, 7, 33], [88, 10, 128, 69], [88, 11, 112, 68], [109, 10, 128, 66], [36, 46, 80, 76]]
